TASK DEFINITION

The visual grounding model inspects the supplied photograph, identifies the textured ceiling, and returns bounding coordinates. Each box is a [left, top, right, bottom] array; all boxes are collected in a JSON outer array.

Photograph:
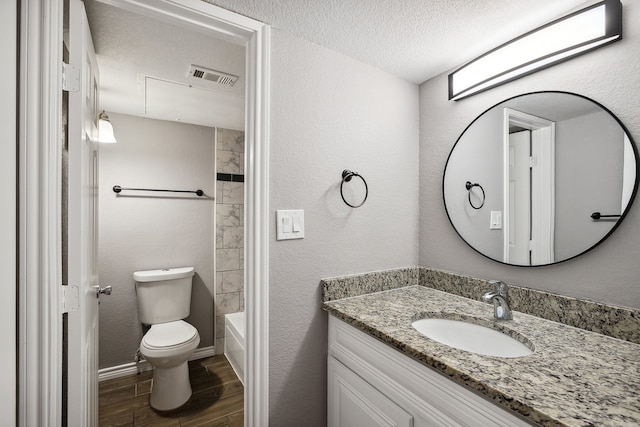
[[204, 0, 592, 84], [85, 0, 596, 127], [85, 0, 245, 129]]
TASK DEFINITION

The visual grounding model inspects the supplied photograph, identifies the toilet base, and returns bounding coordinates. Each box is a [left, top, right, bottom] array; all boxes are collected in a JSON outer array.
[[149, 361, 192, 411]]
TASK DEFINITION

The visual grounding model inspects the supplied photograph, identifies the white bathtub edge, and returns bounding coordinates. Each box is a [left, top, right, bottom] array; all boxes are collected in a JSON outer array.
[[224, 312, 245, 385]]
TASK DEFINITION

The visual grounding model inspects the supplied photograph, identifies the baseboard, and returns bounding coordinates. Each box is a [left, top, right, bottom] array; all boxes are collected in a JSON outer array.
[[98, 359, 153, 382], [189, 345, 216, 361], [98, 345, 216, 382]]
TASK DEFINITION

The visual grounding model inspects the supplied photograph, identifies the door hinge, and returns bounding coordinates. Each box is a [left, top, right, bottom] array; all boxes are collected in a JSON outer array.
[[62, 284, 80, 313], [529, 156, 537, 168], [62, 63, 80, 92], [529, 240, 535, 251]]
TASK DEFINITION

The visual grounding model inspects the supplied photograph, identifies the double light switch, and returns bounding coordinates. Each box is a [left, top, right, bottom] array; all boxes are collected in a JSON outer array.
[[276, 210, 305, 240]]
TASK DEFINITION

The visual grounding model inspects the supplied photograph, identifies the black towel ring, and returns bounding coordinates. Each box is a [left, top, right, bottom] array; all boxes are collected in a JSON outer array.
[[465, 181, 485, 210], [341, 170, 368, 208]]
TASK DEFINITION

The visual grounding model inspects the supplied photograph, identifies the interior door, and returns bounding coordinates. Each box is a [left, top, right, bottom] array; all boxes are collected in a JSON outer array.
[[68, 0, 100, 424], [507, 130, 531, 265]]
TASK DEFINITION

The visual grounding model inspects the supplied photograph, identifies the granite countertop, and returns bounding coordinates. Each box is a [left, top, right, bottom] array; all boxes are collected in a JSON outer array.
[[323, 285, 640, 427]]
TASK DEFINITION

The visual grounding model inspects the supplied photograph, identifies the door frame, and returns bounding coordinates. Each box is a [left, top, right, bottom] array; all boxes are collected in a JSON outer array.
[[2, 1, 17, 425], [18, 0, 271, 425], [502, 108, 555, 265]]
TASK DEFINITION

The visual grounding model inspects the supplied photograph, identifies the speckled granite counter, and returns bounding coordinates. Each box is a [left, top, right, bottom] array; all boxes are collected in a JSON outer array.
[[323, 285, 640, 426]]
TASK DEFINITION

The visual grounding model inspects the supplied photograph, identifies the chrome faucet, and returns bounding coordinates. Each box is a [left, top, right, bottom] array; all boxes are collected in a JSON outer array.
[[482, 280, 512, 320]]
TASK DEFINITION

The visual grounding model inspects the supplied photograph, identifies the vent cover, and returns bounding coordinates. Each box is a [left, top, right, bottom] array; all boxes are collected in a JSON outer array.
[[188, 65, 238, 87]]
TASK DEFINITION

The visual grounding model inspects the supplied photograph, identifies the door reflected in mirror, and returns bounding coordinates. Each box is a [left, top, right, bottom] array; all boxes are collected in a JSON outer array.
[[443, 91, 639, 266]]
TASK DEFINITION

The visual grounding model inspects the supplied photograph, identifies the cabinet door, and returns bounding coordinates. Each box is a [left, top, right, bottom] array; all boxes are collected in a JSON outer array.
[[328, 356, 413, 427]]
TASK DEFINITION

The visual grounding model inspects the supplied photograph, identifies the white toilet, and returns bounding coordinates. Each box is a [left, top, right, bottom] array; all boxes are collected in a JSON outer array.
[[134, 266, 200, 411]]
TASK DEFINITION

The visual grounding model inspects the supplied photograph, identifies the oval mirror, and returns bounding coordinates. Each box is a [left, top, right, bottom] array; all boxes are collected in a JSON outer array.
[[443, 91, 639, 266]]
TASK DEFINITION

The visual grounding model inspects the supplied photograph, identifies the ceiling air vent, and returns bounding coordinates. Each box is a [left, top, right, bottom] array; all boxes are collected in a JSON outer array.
[[188, 65, 238, 87]]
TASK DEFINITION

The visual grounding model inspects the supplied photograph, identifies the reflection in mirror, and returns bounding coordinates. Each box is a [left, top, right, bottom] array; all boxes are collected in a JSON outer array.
[[443, 92, 639, 266]]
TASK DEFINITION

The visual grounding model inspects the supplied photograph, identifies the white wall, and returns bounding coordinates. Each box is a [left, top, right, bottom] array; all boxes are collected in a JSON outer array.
[[554, 111, 624, 260], [0, 1, 17, 423], [443, 106, 504, 260], [98, 113, 216, 368], [269, 29, 420, 425], [419, 0, 640, 309]]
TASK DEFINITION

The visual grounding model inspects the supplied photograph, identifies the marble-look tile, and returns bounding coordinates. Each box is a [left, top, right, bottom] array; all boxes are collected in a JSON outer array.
[[239, 205, 244, 227], [217, 204, 241, 227], [221, 270, 244, 293], [217, 249, 240, 271], [215, 338, 225, 355], [222, 226, 244, 249], [216, 225, 224, 248], [215, 315, 226, 339], [240, 153, 245, 174], [217, 150, 242, 175], [240, 292, 244, 311], [321, 267, 418, 302], [222, 182, 244, 205], [217, 128, 244, 153], [323, 286, 640, 427], [216, 292, 240, 316], [418, 267, 640, 344], [216, 181, 224, 204]]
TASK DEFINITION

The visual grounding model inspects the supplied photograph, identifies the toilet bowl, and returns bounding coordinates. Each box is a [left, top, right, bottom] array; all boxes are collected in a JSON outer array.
[[134, 267, 200, 411], [139, 320, 200, 410]]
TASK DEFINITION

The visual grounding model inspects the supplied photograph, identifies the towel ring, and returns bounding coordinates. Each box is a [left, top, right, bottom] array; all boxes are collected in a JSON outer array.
[[465, 181, 485, 210], [341, 170, 368, 208]]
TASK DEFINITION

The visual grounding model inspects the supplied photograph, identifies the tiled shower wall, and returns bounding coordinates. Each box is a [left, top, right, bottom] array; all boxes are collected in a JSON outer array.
[[215, 128, 245, 353]]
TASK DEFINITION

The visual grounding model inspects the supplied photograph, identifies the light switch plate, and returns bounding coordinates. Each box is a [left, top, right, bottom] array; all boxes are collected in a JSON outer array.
[[276, 210, 305, 240], [490, 210, 502, 230]]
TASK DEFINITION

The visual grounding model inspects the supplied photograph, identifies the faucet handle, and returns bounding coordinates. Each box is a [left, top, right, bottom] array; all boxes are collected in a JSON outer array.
[[488, 280, 508, 296]]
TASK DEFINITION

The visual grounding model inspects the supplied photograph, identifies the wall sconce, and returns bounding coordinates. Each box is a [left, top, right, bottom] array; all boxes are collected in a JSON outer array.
[[448, 0, 622, 101], [98, 111, 117, 143]]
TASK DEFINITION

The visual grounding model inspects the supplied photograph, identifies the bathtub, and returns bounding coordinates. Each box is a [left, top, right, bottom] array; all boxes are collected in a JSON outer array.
[[224, 311, 245, 385]]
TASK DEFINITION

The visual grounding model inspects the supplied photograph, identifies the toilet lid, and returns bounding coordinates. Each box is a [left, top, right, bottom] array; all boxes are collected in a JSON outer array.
[[142, 321, 198, 349]]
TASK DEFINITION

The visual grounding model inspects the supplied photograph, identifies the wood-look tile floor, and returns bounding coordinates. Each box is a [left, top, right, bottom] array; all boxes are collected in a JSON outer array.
[[99, 355, 243, 427]]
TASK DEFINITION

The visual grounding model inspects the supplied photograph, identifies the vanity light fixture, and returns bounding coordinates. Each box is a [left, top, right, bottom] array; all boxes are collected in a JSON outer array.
[[98, 110, 117, 143], [448, 0, 622, 101]]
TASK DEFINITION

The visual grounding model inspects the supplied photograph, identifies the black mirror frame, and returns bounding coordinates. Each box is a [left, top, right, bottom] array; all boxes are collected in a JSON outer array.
[[442, 91, 640, 267]]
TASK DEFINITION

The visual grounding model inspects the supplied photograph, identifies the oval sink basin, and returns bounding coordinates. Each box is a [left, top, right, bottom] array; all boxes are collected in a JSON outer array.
[[411, 318, 533, 358]]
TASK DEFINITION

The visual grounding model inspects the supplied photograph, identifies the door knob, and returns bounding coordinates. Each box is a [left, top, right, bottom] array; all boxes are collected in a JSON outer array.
[[96, 285, 112, 298]]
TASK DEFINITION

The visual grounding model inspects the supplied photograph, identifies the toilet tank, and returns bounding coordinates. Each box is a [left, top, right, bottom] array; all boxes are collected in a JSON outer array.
[[133, 267, 195, 325]]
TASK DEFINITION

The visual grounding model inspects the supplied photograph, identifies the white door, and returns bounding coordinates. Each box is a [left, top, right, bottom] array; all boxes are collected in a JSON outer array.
[[68, 0, 101, 424], [507, 130, 531, 265]]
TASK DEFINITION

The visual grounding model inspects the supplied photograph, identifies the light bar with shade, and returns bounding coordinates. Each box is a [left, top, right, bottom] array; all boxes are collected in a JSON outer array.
[[448, 0, 622, 101], [98, 111, 117, 143]]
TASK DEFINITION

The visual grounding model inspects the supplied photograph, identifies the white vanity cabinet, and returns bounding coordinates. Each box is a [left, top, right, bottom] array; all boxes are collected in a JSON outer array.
[[327, 316, 533, 427], [328, 357, 413, 427]]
